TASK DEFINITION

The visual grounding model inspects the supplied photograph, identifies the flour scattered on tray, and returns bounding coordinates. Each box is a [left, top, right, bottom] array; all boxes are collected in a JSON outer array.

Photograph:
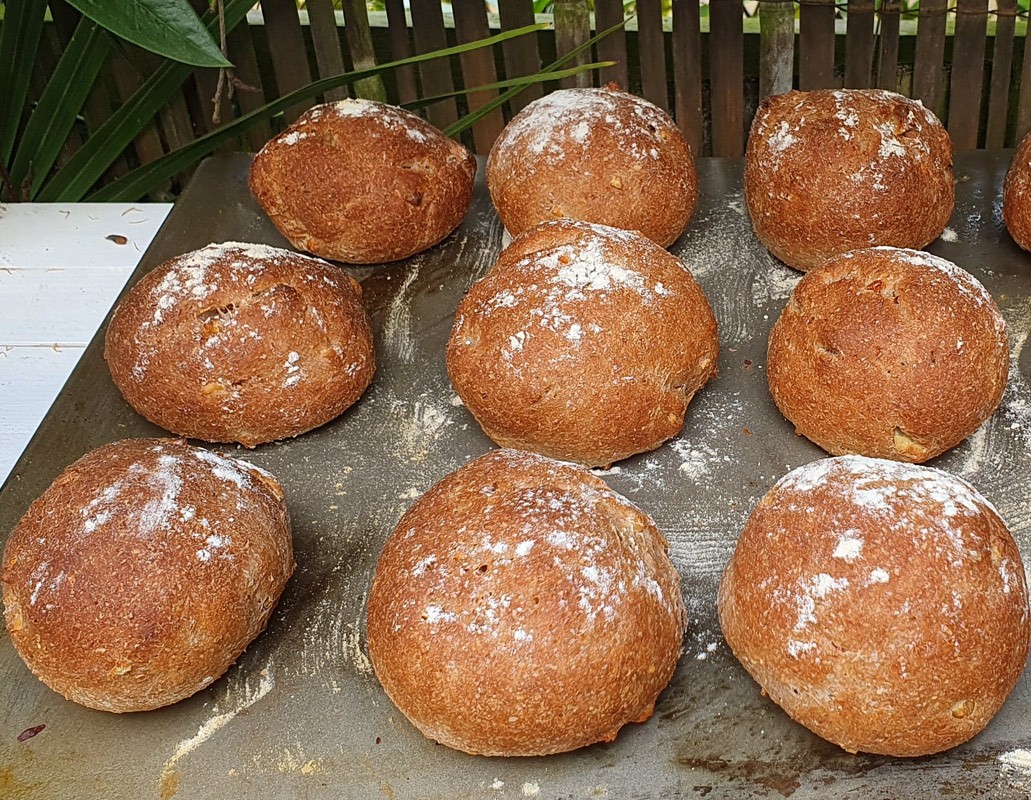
[[1000, 749, 1031, 771], [381, 260, 422, 364], [160, 660, 276, 788]]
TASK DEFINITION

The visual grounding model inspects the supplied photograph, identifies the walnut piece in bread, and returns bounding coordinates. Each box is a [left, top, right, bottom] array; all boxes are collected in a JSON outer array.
[[1003, 130, 1031, 251], [104, 241, 375, 447], [446, 219, 719, 467], [487, 85, 698, 247], [767, 247, 1007, 462], [366, 448, 687, 756], [745, 89, 954, 271], [718, 455, 1030, 757], [249, 99, 476, 264], [1, 438, 294, 713]]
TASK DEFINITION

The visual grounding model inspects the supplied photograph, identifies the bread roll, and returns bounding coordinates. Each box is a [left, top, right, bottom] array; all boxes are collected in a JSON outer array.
[[250, 99, 476, 263], [446, 219, 718, 467], [1, 438, 293, 713], [767, 247, 1008, 462], [718, 455, 1030, 757], [745, 89, 954, 271], [366, 448, 687, 756], [105, 241, 374, 447], [487, 85, 697, 247], [1003, 130, 1031, 250]]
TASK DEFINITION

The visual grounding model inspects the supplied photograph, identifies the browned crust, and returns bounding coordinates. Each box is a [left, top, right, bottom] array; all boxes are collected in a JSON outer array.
[[104, 242, 375, 447], [445, 219, 719, 467], [1, 438, 294, 713], [366, 448, 687, 756], [486, 86, 698, 248], [744, 89, 954, 272], [766, 247, 1008, 462], [249, 99, 476, 264], [1003, 130, 1031, 251], [718, 455, 1030, 757]]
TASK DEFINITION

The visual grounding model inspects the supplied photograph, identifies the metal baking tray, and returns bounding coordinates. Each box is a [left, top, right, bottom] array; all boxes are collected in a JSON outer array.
[[1, 152, 1029, 799]]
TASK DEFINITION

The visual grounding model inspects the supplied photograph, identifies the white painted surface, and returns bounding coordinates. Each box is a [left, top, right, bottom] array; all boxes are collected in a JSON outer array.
[[0, 203, 172, 487]]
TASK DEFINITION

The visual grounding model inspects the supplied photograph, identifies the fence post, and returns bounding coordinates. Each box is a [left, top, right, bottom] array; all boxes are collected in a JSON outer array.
[[759, 0, 795, 99], [554, 0, 591, 89]]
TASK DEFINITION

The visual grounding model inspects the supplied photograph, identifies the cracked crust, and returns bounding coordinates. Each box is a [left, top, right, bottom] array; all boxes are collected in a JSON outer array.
[[249, 99, 476, 264], [1, 438, 294, 713], [367, 449, 687, 756], [718, 456, 1029, 756], [766, 247, 1007, 462], [745, 89, 954, 272], [446, 219, 718, 467], [487, 85, 698, 248], [104, 242, 375, 446]]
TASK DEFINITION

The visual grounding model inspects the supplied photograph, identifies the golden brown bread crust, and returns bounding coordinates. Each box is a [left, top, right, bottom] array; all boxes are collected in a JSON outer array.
[[744, 89, 954, 271], [717, 455, 1030, 757], [1, 438, 294, 713], [445, 219, 719, 467], [1003, 130, 1031, 250], [104, 242, 375, 447], [366, 448, 687, 756], [767, 247, 1008, 462], [249, 99, 476, 264], [487, 86, 698, 247]]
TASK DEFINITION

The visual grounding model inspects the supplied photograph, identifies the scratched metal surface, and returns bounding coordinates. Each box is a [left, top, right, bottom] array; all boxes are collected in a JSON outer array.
[[1, 152, 1029, 799]]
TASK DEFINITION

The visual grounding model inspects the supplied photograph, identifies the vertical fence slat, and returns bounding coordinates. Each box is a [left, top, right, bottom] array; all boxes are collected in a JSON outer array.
[[383, 0, 417, 105], [109, 49, 175, 191], [49, 0, 132, 181], [986, 0, 1017, 147], [844, 0, 875, 88], [637, 0, 669, 111], [31, 26, 83, 170], [226, 21, 273, 151], [260, 0, 315, 123], [799, 0, 837, 90], [912, 0, 947, 116], [189, 65, 221, 136], [497, 0, 543, 113], [875, 0, 901, 91], [554, 0, 591, 89], [409, 0, 459, 129], [948, 0, 989, 150], [340, 0, 388, 101], [759, 0, 795, 100], [453, 0, 507, 153], [672, 0, 703, 153], [1016, 27, 1031, 140], [594, 0, 629, 89], [306, 0, 349, 102], [710, 0, 745, 156]]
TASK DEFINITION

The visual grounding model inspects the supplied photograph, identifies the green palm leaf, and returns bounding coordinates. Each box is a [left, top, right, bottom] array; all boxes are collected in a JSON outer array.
[[9, 18, 113, 199], [63, 0, 231, 67], [34, 0, 254, 203], [0, 0, 48, 169]]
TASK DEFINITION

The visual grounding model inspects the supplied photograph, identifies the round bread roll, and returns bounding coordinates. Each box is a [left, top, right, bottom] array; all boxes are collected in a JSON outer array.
[[718, 455, 1030, 757], [1003, 130, 1031, 250], [446, 219, 718, 467], [1, 438, 294, 713], [487, 85, 698, 247], [249, 99, 476, 263], [767, 247, 1008, 462], [104, 241, 375, 447], [745, 89, 954, 271], [366, 448, 687, 756]]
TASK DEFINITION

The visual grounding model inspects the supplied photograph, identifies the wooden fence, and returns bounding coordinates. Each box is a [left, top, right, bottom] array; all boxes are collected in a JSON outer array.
[[25, 0, 1031, 200]]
